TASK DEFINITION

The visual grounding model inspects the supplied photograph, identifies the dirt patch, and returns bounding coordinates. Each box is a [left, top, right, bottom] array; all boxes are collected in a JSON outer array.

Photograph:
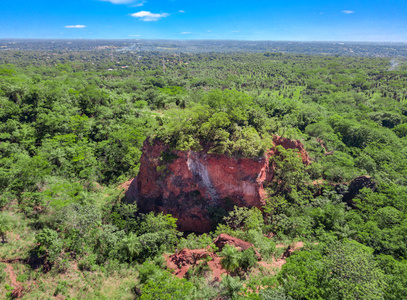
[[5, 264, 19, 288], [165, 235, 264, 282], [166, 239, 305, 284], [207, 255, 226, 282], [165, 248, 226, 282], [253, 241, 307, 275], [1, 257, 41, 298], [277, 241, 304, 259], [119, 179, 133, 192], [4, 263, 26, 298], [266, 241, 305, 270]]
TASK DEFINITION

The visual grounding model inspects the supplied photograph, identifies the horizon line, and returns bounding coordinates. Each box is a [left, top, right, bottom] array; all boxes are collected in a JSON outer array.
[[1, 38, 407, 44]]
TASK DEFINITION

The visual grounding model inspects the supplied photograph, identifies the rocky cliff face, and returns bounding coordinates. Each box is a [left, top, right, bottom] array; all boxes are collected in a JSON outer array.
[[125, 136, 310, 232]]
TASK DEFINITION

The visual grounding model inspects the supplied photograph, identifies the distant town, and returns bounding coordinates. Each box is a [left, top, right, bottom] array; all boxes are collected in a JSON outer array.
[[1, 39, 407, 58]]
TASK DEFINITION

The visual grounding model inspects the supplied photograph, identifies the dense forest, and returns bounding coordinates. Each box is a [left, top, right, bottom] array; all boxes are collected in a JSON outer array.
[[0, 47, 407, 299]]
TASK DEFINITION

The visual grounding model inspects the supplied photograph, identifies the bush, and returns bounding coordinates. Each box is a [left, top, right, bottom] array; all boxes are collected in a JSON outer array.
[[279, 240, 386, 300], [0, 264, 6, 283], [35, 228, 63, 262], [239, 248, 258, 272], [258, 287, 294, 300], [224, 206, 264, 232], [78, 254, 98, 271], [54, 280, 69, 297], [16, 273, 28, 283]]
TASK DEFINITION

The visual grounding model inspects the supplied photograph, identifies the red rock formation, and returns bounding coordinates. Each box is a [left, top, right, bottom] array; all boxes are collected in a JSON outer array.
[[170, 249, 209, 266], [126, 136, 309, 232], [165, 234, 262, 281], [214, 233, 262, 260], [272, 136, 311, 165], [165, 248, 226, 281]]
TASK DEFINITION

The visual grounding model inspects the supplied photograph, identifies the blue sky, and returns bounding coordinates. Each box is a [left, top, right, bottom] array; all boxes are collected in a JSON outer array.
[[0, 0, 406, 41]]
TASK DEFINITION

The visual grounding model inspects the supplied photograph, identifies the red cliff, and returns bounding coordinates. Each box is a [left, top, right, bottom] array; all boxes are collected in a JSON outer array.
[[125, 136, 310, 232]]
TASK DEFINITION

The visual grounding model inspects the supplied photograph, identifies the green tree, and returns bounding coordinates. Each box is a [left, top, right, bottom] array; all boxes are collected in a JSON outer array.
[[219, 244, 241, 276], [139, 263, 195, 300], [0, 213, 12, 243], [279, 241, 386, 300]]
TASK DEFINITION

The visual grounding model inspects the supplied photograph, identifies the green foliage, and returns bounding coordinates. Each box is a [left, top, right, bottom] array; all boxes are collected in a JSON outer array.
[[16, 273, 28, 283], [1, 48, 407, 299], [97, 126, 145, 182], [269, 145, 314, 204], [278, 250, 326, 299], [376, 255, 407, 299], [35, 228, 59, 253], [393, 123, 407, 138], [108, 202, 138, 232], [178, 233, 213, 250], [138, 263, 195, 300], [77, 253, 98, 271], [324, 241, 386, 300], [0, 213, 12, 243], [219, 244, 241, 275], [93, 224, 125, 262], [117, 212, 180, 263], [157, 90, 267, 157], [54, 280, 69, 297], [279, 241, 386, 300], [43, 181, 86, 208], [119, 233, 140, 262], [220, 275, 243, 299], [54, 204, 101, 255], [0, 263, 6, 283], [35, 228, 63, 262], [224, 206, 264, 232], [258, 287, 294, 300], [322, 151, 357, 182], [239, 248, 258, 272]]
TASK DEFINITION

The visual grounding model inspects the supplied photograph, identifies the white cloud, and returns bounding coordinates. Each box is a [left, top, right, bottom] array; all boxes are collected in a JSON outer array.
[[180, 32, 191, 34], [231, 30, 240, 33], [100, 0, 145, 5], [342, 10, 355, 14], [179, 10, 185, 13], [130, 11, 169, 21], [129, 35, 141, 37], [132, 1, 146, 7], [65, 25, 86, 28]]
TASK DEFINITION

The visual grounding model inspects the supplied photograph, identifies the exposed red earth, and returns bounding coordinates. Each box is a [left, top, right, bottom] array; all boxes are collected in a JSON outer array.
[[164, 235, 304, 282], [126, 136, 310, 232]]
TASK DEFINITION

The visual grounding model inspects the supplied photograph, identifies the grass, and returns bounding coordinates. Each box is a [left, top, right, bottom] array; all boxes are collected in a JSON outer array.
[[0, 199, 140, 299], [0, 261, 139, 299], [0, 211, 36, 261]]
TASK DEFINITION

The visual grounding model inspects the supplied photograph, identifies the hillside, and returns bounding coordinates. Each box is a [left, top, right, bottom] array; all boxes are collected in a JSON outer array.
[[0, 49, 407, 299]]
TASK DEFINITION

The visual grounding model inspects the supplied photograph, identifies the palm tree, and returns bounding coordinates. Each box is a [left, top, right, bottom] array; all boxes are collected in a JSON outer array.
[[0, 213, 12, 243], [120, 233, 139, 262], [219, 244, 240, 276]]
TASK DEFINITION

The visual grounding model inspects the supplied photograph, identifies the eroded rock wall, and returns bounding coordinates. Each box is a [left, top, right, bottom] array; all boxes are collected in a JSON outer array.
[[126, 136, 310, 232]]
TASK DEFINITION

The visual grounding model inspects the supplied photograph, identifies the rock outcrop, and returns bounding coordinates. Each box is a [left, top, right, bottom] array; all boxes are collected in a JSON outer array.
[[337, 175, 376, 207], [165, 234, 262, 281], [125, 136, 310, 232], [166, 248, 225, 281], [273, 136, 311, 165], [214, 233, 261, 260]]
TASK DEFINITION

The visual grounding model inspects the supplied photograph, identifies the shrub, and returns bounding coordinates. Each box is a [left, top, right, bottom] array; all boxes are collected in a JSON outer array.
[[239, 248, 258, 272]]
